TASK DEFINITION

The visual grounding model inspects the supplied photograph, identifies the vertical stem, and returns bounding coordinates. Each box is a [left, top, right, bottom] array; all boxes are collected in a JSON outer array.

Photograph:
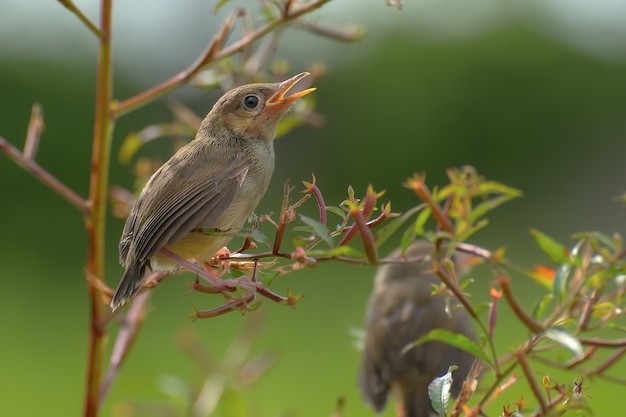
[[84, 1, 114, 416]]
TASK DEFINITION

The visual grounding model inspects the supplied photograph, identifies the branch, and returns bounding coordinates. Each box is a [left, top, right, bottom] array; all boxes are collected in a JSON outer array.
[[111, 0, 332, 116], [83, 0, 113, 415], [57, 0, 105, 38], [0, 135, 87, 211], [404, 173, 455, 234]]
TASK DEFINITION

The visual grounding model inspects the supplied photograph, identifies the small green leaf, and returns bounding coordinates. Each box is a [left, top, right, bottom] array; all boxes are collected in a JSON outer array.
[[220, 387, 247, 417], [541, 327, 583, 359], [325, 205, 346, 220], [213, 0, 233, 14], [428, 365, 457, 417], [247, 228, 268, 244], [299, 215, 333, 247], [470, 194, 519, 223], [118, 132, 143, 165], [401, 226, 416, 253], [571, 231, 617, 251], [477, 180, 523, 197], [261, 271, 280, 287], [306, 245, 364, 258], [530, 293, 553, 321], [275, 114, 305, 138], [473, 302, 490, 317], [457, 219, 489, 242], [413, 206, 432, 235], [552, 263, 570, 303], [375, 205, 423, 248], [530, 229, 570, 264], [402, 329, 491, 366]]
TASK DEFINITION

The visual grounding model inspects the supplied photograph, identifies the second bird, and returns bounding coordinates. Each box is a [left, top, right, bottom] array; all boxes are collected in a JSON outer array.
[[111, 73, 316, 311], [359, 241, 478, 417]]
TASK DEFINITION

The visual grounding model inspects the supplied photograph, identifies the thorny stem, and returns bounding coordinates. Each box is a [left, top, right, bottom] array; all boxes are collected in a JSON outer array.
[[112, 0, 333, 116], [350, 208, 378, 264], [83, 1, 113, 416]]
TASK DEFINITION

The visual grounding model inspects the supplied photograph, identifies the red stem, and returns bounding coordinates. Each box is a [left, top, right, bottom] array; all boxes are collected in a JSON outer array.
[[499, 276, 544, 334]]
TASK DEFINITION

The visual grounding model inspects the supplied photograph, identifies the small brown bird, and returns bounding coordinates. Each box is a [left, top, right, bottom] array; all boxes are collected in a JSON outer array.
[[111, 73, 315, 311], [359, 241, 478, 417]]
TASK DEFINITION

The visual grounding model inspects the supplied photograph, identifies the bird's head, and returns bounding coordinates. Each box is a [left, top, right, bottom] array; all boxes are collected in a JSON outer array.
[[204, 72, 316, 141]]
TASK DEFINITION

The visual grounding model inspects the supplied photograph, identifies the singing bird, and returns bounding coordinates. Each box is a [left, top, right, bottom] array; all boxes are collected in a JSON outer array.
[[359, 241, 478, 417], [111, 73, 315, 311]]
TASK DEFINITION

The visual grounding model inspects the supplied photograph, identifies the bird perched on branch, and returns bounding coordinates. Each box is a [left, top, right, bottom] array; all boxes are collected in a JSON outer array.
[[359, 241, 479, 417], [111, 73, 315, 311]]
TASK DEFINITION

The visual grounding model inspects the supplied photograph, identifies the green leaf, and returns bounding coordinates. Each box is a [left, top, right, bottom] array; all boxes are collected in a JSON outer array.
[[299, 215, 333, 247], [402, 329, 491, 366], [118, 132, 143, 165], [553, 239, 585, 301], [470, 194, 519, 223], [456, 218, 489, 242], [213, 0, 233, 14], [401, 226, 416, 253], [275, 114, 305, 138], [306, 245, 365, 258], [571, 231, 617, 251], [220, 387, 247, 417], [413, 206, 432, 235], [530, 229, 570, 264], [325, 205, 346, 220], [531, 293, 553, 321], [374, 205, 423, 248], [552, 263, 570, 303], [477, 180, 523, 197], [247, 228, 269, 244], [541, 327, 583, 359], [428, 365, 457, 417]]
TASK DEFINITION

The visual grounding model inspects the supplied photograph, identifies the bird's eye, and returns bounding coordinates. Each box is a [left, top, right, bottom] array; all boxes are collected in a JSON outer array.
[[242, 94, 260, 110]]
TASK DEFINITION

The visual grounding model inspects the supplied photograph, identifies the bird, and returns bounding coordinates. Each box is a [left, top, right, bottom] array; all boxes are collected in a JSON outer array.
[[358, 240, 479, 417], [110, 72, 316, 311]]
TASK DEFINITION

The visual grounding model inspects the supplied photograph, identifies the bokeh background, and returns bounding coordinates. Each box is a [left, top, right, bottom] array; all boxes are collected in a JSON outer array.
[[1, 0, 626, 416]]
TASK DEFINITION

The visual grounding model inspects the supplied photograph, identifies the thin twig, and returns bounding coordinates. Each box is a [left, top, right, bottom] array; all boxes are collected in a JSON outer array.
[[112, 0, 332, 116], [57, 0, 105, 38], [99, 291, 151, 402], [516, 350, 548, 415], [0, 136, 87, 211], [499, 276, 544, 334]]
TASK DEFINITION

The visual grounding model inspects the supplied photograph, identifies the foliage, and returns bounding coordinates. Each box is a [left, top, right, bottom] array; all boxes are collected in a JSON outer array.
[[1, 1, 625, 417]]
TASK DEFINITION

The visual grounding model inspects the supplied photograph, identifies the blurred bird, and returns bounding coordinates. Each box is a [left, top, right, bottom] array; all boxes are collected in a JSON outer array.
[[111, 73, 316, 311], [359, 241, 479, 417]]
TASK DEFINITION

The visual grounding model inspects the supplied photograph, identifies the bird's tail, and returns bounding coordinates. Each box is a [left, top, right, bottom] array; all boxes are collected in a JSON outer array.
[[403, 381, 436, 417], [110, 262, 147, 312]]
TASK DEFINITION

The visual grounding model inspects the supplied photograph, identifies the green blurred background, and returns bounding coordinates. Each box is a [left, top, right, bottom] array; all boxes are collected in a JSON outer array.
[[1, 0, 626, 416]]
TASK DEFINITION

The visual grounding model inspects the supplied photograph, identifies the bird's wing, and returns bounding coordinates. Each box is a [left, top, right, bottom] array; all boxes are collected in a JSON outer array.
[[121, 151, 249, 265], [359, 282, 439, 409]]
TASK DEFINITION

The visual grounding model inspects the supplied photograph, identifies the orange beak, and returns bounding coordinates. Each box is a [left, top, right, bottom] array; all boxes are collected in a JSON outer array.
[[266, 72, 316, 110]]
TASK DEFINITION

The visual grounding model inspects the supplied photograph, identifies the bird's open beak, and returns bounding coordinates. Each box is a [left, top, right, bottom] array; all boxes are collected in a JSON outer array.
[[266, 72, 316, 110]]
